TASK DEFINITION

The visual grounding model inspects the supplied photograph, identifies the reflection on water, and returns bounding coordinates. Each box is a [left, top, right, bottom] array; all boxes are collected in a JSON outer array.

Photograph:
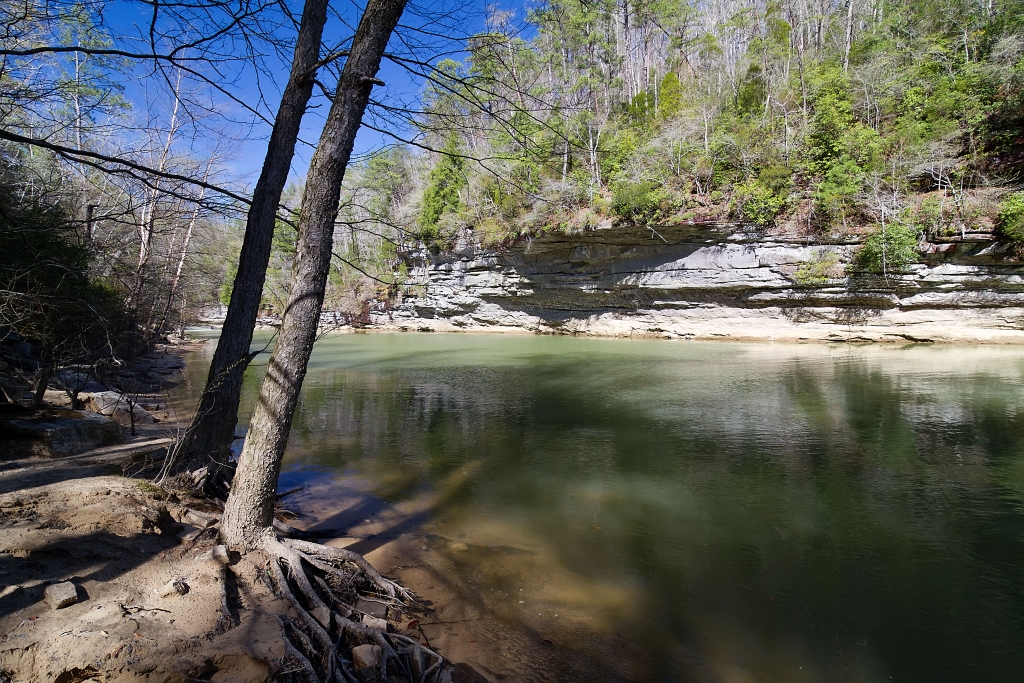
[[178, 332, 1024, 682]]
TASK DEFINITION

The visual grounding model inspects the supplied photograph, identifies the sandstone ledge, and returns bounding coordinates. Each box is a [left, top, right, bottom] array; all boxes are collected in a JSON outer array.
[[369, 223, 1024, 344]]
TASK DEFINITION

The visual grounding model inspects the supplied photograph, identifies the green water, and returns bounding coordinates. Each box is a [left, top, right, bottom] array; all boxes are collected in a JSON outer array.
[[179, 332, 1024, 682]]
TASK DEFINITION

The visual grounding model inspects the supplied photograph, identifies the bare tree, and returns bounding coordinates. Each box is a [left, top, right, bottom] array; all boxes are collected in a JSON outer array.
[[159, 0, 331, 479], [221, 0, 408, 550], [213, 2, 453, 679]]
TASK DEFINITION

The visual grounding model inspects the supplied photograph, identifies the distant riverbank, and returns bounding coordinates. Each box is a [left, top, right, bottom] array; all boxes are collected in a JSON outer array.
[[365, 222, 1024, 344]]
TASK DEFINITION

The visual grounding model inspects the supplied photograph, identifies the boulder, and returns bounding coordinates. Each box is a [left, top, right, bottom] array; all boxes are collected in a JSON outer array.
[[0, 377, 25, 403], [1, 408, 123, 459], [361, 614, 387, 631], [356, 598, 388, 618], [351, 644, 382, 669], [156, 577, 189, 597], [55, 370, 107, 394], [197, 545, 230, 565], [175, 524, 203, 544], [44, 582, 78, 609], [184, 509, 219, 529], [85, 391, 155, 426], [312, 606, 331, 627]]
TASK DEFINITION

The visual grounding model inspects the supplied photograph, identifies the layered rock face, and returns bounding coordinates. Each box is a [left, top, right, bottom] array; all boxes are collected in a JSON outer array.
[[370, 223, 1024, 343]]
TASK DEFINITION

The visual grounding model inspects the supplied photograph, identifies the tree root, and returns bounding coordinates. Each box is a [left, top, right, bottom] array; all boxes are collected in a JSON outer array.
[[260, 531, 446, 683]]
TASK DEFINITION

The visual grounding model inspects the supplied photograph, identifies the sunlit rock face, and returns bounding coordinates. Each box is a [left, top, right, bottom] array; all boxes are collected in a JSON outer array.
[[371, 223, 1024, 343]]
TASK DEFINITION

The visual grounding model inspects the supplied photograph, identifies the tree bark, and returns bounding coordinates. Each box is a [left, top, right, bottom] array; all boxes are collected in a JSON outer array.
[[163, 0, 330, 477], [221, 0, 408, 551]]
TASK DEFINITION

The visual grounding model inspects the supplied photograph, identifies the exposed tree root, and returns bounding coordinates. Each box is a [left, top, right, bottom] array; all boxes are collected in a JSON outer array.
[[259, 530, 447, 683], [158, 467, 438, 679]]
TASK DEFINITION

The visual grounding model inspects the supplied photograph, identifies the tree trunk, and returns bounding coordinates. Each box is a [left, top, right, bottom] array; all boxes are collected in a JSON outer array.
[[221, 0, 408, 551], [162, 0, 330, 478], [843, 0, 854, 72]]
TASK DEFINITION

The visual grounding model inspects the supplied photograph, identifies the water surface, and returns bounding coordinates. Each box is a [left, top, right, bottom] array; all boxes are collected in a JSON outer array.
[[178, 332, 1024, 682]]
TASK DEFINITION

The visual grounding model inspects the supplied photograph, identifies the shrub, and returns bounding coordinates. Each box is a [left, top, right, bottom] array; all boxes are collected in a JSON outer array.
[[612, 181, 665, 223], [477, 216, 515, 246], [757, 163, 794, 194], [997, 192, 1024, 243], [793, 250, 841, 285], [733, 179, 786, 227], [853, 224, 920, 274], [592, 191, 613, 216]]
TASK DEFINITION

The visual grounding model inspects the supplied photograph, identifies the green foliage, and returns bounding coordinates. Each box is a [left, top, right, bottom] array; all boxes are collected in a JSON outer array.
[[0, 157, 130, 360], [843, 124, 883, 170], [611, 181, 670, 223], [757, 163, 794, 194], [600, 126, 644, 182], [54, 3, 131, 128], [907, 196, 953, 236], [419, 134, 467, 238], [219, 260, 237, 306], [793, 250, 841, 285], [136, 481, 171, 500], [476, 216, 517, 247], [397, 0, 1023, 251], [736, 64, 767, 116], [808, 68, 854, 167], [362, 148, 410, 221], [627, 91, 654, 123], [272, 217, 296, 256], [813, 157, 865, 227], [997, 192, 1024, 243], [732, 178, 786, 227], [658, 72, 683, 119], [853, 225, 920, 274]]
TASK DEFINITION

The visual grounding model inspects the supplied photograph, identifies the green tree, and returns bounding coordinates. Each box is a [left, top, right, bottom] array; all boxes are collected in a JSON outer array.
[[419, 133, 467, 238], [854, 224, 920, 274], [808, 68, 854, 169], [658, 72, 683, 119], [997, 192, 1024, 244]]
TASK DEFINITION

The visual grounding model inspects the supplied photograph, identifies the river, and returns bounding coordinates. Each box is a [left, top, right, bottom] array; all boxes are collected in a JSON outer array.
[[175, 332, 1024, 682]]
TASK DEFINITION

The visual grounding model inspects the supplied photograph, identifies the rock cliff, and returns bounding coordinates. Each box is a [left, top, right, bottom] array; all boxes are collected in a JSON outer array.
[[370, 223, 1024, 343]]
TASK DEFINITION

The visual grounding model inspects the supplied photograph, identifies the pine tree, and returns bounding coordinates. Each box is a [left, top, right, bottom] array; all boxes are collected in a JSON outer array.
[[418, 133, 466, 237]]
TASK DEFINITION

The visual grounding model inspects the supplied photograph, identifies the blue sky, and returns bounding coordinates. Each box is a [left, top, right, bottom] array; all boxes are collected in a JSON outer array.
[[101, 0, 528, 190]]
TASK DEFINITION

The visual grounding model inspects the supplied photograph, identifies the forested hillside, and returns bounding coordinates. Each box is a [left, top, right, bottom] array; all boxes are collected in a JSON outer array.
[[0, 1, 244, 377], [331, 0, 1024, 297], [4, 0, 1024, 351]]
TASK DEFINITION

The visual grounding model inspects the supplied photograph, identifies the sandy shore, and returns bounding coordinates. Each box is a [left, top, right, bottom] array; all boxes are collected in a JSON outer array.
[[0, 342, 288, 681]]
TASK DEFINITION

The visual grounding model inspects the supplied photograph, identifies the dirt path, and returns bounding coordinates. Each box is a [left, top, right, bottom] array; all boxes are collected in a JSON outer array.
[[0, 475, 284, 682], [0, 342, 288, 682]]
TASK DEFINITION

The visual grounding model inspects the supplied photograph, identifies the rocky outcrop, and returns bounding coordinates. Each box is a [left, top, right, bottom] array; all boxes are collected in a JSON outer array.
[[370, 223, 1024, 343], [85, 391, 155, 426], [0, 406, 123, 459]]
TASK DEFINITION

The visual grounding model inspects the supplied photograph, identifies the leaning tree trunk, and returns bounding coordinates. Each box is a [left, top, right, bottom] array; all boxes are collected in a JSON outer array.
[[161, 0, 330, 479], [221, 0, 408, 551], [218, 2, 442, 680]]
